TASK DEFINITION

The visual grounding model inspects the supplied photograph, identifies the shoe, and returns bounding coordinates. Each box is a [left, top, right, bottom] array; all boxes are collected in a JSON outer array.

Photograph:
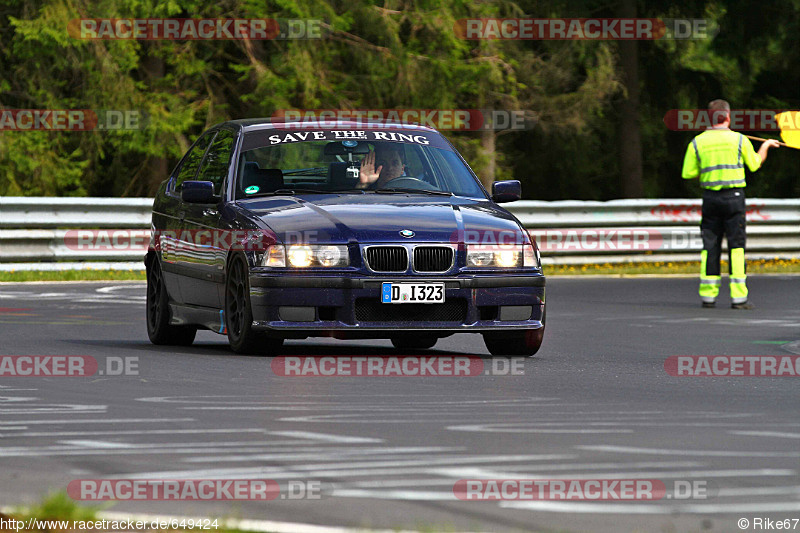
[[731, 302, 754, 310], [702, 301, 715, 308]]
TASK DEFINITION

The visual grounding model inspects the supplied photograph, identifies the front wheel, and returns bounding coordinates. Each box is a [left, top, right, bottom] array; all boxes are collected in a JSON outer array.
[[483, 308, 545, 357], [146, 256, 197, 346], [483, 327, 544, 356], [225, 254, 282, 355]]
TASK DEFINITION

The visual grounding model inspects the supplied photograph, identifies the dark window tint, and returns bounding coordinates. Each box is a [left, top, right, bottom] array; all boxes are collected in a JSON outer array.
[[197, 129, 236, 194], [174, 131, 215, 191]]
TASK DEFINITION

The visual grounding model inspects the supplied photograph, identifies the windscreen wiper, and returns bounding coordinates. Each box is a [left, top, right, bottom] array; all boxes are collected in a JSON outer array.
[[374, 187, 453, 196], [281, 167, 328, 176], [256, 189, 338, 196], [248, 188, 368, 197]]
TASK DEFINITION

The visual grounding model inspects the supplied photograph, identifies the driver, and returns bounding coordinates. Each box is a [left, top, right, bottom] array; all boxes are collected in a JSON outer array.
[[355, 143, 405, 189]]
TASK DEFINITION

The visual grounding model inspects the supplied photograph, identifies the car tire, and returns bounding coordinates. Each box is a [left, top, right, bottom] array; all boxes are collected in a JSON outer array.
[[391, 336, 438, 351], [483, 328, 543, 356], [483, 308, 546, 356], [225, 254, 283, 355], [146, 256, 197, 346]]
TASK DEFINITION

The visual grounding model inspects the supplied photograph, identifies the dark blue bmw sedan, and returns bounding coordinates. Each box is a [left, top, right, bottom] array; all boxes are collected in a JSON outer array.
[[146, 119, 545, 355]]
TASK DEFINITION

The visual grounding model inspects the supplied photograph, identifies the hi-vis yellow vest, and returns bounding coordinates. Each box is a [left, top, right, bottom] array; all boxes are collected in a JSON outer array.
[[682, 128, 761, 190]]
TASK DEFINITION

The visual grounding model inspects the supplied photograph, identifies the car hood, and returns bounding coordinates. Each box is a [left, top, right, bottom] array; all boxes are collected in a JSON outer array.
[[237, 195, 525, 244]]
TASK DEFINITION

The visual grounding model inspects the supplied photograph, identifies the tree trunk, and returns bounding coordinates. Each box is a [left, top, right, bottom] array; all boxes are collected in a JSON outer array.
[[141, 52, 169, 196], [480, 128, 496, 190], [617, 0, 644, 197]]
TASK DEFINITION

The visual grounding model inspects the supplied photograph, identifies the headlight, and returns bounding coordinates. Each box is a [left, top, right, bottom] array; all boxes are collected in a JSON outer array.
[[287, 245, 313, 267], [261, 245, 349, 268], [467, 244, 537, 268], [317, 245, 346, 267], [523, 243, 539, 268], [262, 245, 286, 267]]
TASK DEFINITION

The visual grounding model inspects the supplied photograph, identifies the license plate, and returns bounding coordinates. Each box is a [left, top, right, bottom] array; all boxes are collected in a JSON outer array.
[[381, 282, 445, 304]]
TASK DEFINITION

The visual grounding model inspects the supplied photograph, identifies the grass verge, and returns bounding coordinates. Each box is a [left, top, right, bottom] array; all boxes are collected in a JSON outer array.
[[545, 257, 800, 276], [1, 258, 799, 281], [1, 491, 454, 533], [2, 493, 249, 533], [0, 270, 146, 282]]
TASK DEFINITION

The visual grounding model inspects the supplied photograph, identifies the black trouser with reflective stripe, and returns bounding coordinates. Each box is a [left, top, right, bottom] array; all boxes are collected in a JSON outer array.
[[699, 188, 748, 303]]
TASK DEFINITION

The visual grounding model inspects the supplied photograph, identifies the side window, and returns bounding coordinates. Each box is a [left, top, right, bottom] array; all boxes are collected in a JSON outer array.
[[404, 145, 426, 179], [197, 129, 236, 195], [173, 131, 215, 192]]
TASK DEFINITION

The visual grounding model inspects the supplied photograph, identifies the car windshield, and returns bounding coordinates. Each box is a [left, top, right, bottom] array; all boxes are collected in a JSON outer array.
[[235, 129, 486, 199]]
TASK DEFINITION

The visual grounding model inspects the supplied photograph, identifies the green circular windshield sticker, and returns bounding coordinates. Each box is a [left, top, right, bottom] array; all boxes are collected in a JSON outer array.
[[245, 185, 259, 194]]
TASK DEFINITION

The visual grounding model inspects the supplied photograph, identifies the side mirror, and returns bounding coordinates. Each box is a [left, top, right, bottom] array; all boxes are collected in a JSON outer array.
[[492, 180, 521, 203], [181, 181, 215, 203]]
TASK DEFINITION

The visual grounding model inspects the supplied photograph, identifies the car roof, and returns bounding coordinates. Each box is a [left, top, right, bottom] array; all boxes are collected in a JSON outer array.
[[221, 118, 440, 134]]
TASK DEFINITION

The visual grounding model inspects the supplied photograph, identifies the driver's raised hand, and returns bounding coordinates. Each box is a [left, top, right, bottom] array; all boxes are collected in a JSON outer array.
[[357, 150, 382, 189]]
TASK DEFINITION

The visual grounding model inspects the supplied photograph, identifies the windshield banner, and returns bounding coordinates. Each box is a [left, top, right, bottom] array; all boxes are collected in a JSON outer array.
[[241, 128, 451, 151]]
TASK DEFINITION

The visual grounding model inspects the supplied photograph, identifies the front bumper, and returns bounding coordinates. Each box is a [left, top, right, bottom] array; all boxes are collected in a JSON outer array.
[[249, 273, 545, 337]]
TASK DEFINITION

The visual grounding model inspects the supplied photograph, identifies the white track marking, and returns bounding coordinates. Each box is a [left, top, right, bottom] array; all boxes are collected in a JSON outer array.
[[182, 447, 462, 463], [0, 418, 193, 425], [0, 396, 37, 402], [499, 501, 800, 514], [0, 446, 308, 458], [342, 462, 707, 488], [783, 340, 800, 355], [432, 467, 795, 480], [268, 431, 383, 443], [0, 428, 266, 438], [720, 485, 800, 497], [59, 440, 130, 448], [127, 455, 577, 480], [332, 489, 451, 500], [579, 445, 800, 458], [730, 430, 800, 439]]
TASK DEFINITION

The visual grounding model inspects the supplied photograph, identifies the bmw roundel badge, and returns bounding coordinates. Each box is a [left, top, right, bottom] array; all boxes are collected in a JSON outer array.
[[399, 229, 415, 238]]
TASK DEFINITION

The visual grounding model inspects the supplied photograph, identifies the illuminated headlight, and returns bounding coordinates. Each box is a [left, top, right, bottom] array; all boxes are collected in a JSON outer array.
[[467, 245, 522, 268], [261, 245, 348, 268], [287, 245, 313, 267]]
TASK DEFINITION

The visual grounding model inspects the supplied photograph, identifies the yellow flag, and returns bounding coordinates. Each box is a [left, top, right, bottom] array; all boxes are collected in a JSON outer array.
[[776, 111, 800, 149]]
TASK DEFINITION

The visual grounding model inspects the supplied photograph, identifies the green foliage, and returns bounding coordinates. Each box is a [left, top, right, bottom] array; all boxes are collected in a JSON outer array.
[[0, 0, 798, 198], [11, 491, 101, 522]]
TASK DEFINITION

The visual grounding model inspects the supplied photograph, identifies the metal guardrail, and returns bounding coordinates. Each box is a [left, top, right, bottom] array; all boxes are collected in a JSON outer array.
[[0, 197, 798, 270], [506, 198, 800, 227], [505, 199, 800, 264], [0, 197, 153, 228]]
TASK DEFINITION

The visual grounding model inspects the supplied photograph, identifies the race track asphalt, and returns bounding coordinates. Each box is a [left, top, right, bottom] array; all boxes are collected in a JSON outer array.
[[1, 275, 799, 532]]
